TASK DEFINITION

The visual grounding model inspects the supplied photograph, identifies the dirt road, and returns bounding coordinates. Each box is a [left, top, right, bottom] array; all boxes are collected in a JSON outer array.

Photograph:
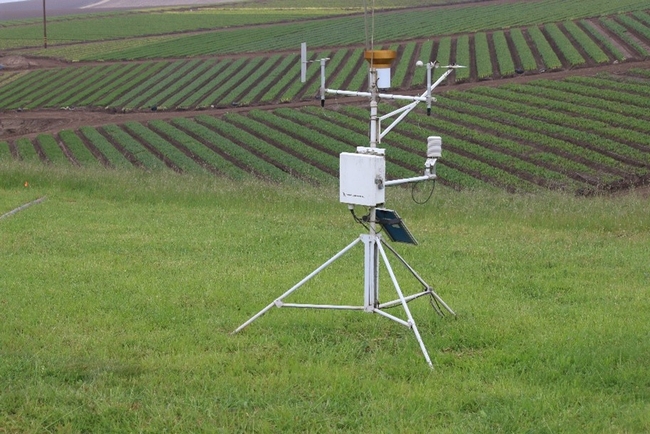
[[0, 0, 244, 20]]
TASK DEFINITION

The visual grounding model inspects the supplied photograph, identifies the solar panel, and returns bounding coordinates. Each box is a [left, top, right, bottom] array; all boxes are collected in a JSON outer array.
[[375, 208, 418, 245]]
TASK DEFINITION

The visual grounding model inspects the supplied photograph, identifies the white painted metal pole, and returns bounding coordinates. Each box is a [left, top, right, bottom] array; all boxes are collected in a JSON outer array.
[[384, 174, 436, 187], [380, 102, 418, 121], [325, 89, 426, 101], [320, 58, 327, 107], [426, 62, 433, 115], [362, 234, 380, 312], [379, 102, 418, 140], [378, 291, 431, 309], [374, 67, 455, 143], [363, 68, 381, 310], [232, 236, 362, 333], [378, 242, 434, 368], [300, 42, 307, 83], [280, 303, 364, 310], [373, 309, 411, 327], [369, 69, 379, 147], [380, 239, 456, 316], [0, 197, 47, 220]]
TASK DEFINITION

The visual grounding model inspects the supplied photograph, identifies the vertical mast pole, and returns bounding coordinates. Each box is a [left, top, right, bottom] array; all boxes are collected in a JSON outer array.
[[366, 67, 379, 310], [320, 58, 327, 107], [426, 62, 433, 116], [369, 68, 379, 149], [368, 67, 379, 236], [42, 0, 47, 49]]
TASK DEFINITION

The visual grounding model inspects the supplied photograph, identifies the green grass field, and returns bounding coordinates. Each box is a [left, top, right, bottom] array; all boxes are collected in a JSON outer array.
[[1, 0, 650, 430], [1, 162, 648, 432]]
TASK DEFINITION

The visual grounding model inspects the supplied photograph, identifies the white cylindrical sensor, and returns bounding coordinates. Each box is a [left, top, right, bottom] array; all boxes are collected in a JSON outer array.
[[375, 68, 391, 89], [427, 136, 442, 158]]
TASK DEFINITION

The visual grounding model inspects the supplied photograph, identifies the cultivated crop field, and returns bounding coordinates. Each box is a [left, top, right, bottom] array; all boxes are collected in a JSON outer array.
[[1, 10, 649, 111], [1, 4, 650, 195], [1, 0, 650, 431], [2, 69, 650, 194]]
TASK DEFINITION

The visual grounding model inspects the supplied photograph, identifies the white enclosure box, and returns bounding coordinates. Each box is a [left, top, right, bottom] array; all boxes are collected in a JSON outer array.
[[340, 152, 386, 206]]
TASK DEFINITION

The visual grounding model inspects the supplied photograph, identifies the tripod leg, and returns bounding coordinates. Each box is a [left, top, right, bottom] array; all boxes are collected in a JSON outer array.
[[232, 236, 362, 334], [377, 242, 434, 369], [381, 239, 455, 317]]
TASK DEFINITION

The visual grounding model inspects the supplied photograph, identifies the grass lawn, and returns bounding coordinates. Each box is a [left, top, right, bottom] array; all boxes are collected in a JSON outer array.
[[1, 162, 649, 432]]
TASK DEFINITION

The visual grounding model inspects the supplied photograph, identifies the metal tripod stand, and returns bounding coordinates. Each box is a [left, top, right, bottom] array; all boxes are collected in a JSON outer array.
[[233, 60, 460, 368], [232, 226, 455, 368]]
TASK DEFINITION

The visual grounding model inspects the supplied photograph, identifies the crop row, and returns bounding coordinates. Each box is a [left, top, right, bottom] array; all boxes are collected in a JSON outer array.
[[495, 82, 650, 135], [509, 28, 539, 71], [543, 23, 586, 67], [492, 31, 515, 77], [617, 14, 650, 46], [146, 119, 248, 180], [579, 20, 627, 61], [454, 35, 471, 83], [474, 33, 493, 80], [3, 14, 649, 111], [40, 1, 646, 61], [562, 21, 609, 64], [455, 89, 650, 167], [4, 0, 649, 54], [2, 69, 649, 193], [0, 9, 341, 51], [208, 113, 331, 184], [434, 95, 637, 177], [402, 109, 594, 188], [527, 26, 563, 70], [600, 17, 649, 58]]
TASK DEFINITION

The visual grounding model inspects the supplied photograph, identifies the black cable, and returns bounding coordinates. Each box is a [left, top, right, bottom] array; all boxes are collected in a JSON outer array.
[[411, 179, 436, 205], [349, 207, 384, 235], [349, 207, 368, 231]]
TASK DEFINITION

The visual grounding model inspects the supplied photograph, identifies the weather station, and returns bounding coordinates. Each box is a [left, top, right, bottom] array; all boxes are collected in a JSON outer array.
[[233, 6, 465, 369]]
